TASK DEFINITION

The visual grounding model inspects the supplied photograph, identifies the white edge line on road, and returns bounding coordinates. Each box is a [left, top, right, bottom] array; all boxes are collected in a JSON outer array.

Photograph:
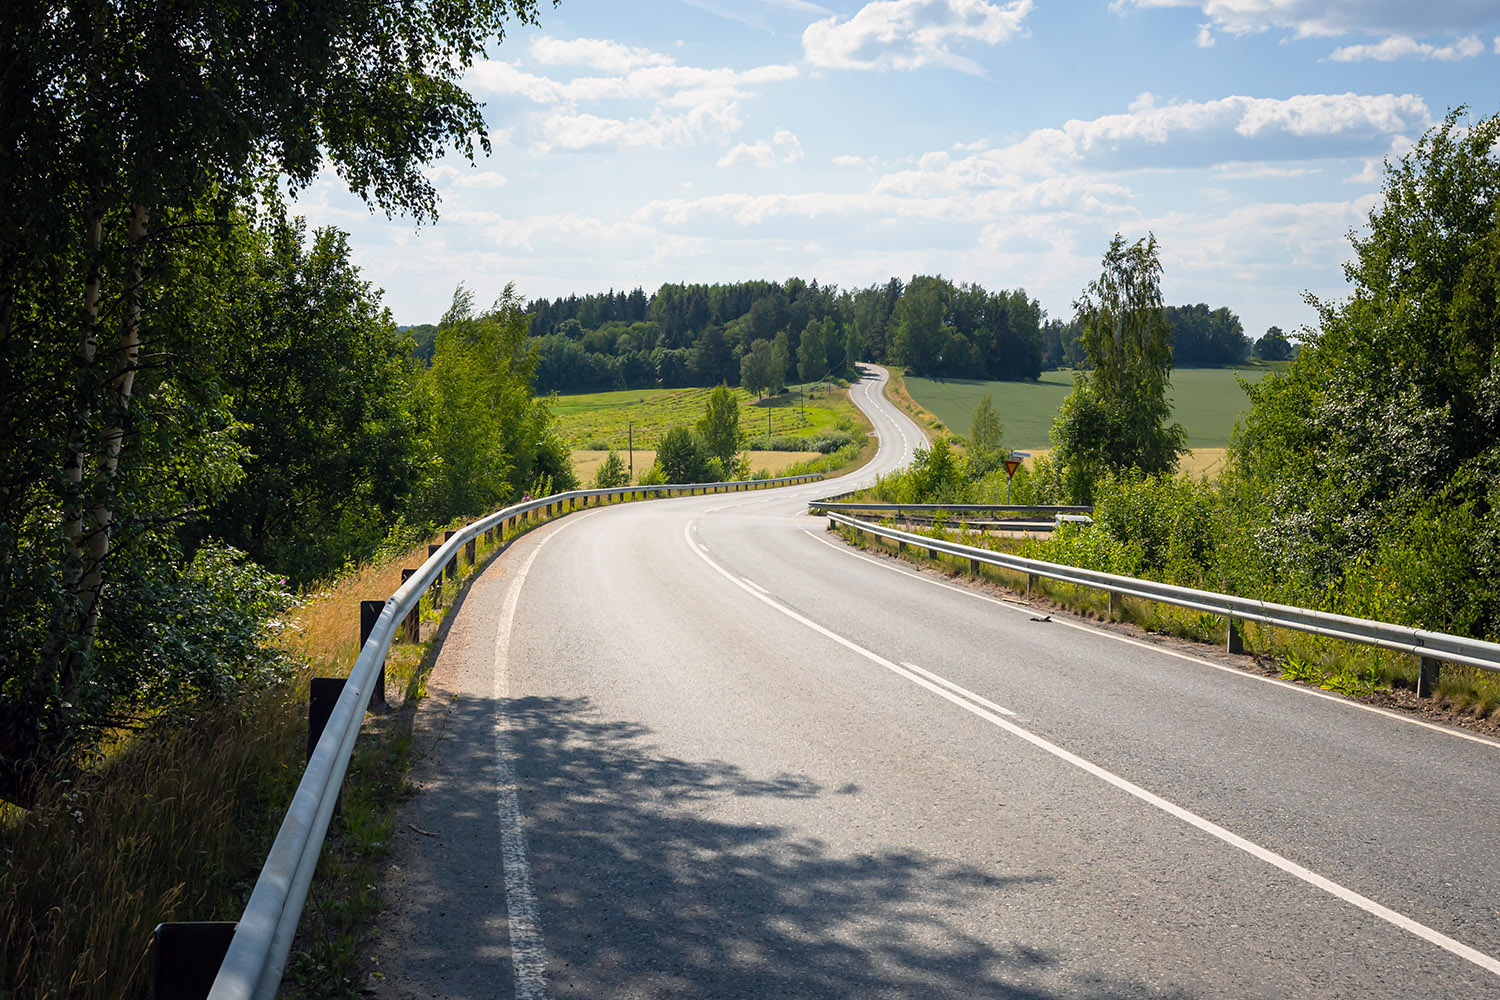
[[901, 661, 1015, 716], [802, 528, 1500, 753], [692, 520, 1500, 980], [492, 515, 595, 1000], [741, 577, 770, 595]]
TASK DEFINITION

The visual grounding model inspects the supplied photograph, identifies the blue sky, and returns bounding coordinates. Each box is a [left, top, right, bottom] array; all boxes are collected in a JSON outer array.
[[297, 0, 1500, 341]]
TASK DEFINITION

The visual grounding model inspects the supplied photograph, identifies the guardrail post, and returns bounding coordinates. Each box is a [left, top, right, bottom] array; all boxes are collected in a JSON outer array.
[[1026, 573, 1038, 597], [465, 536, 476, 566], [1107, 590, 1122, 620], [968, 557, 979, 576], [443, 531, 458, 581], [308, 677, 346, 759], [152, 920, 237, 1000], [1226, 617, 1244, 654], [360, 600, 387, 708], [1417, 655, 1441, 698], [401, 570, 420, 642], [428, 544, 443, 607]]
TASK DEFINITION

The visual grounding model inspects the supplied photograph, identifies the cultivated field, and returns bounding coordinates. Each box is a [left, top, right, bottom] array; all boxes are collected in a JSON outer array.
[[905, 366, 1277, 450], [570, 449, 823, 484], [551, 384, 859, 451]]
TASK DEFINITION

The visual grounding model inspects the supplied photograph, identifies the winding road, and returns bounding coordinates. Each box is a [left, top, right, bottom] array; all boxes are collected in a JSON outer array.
[[370, 365, 1500, 1000]]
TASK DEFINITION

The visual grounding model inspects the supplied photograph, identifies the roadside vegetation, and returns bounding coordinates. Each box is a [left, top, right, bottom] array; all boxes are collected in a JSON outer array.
[[849, 109, 1500, 721]]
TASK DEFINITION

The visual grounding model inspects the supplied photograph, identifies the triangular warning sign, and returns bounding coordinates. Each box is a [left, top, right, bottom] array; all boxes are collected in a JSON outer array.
[[1004, 459, 1021, 478]]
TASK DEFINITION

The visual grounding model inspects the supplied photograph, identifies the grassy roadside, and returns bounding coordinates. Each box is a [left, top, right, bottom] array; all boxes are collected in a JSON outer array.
[[829, 522, 1500, 733], [0, 506, 567, 1000], [881, 366, 941, 441]]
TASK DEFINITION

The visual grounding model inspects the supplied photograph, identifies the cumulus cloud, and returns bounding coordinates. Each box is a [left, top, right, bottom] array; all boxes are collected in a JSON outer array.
[[529, 36, 675, 74], [718, 129, 806, 168], [803, 0, 1033, 74], [464, 38, 798, 154], [532, 100, 744, 154], [1195, 23, 1215, 47], [1112, 0, 1499, 39], [873, 92, 1429, 195], [1329, 34, 1484, 61]]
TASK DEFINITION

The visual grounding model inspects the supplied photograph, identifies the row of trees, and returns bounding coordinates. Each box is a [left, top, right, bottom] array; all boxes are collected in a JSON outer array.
[[0, 0, 563, 803], [1041, 303, 1262, 370], [515, 276, 1274, 396]]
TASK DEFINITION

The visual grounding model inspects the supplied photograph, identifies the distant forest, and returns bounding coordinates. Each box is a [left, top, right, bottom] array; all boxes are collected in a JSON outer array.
[[404, 276, 1265, 393]]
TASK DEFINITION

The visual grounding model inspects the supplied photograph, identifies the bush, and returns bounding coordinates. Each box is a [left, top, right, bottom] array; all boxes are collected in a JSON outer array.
[[593, 451, 631, 488]]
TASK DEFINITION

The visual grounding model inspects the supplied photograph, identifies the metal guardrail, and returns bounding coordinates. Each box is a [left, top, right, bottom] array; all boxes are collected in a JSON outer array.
[[809, 501, 1092, 517], [192, 473, 821, 1000], [821, 510, 1500, 689]]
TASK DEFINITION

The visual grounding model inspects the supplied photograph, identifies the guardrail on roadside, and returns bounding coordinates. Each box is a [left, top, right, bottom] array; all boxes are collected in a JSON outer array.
[[160, 473, 822, 1000], [808, 501, 1093, 532], [819, 510, 1500, 696]]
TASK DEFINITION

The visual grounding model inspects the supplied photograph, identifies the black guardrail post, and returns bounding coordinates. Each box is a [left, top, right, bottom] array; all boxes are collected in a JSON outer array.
[[152, 920, 237, 1000], [1227, 617, 1244, 654], [428, 544, 444, 607], [1418, 655, 1440, 698], [360, 600, 387, 708], [308, 677, 346, 759], [465, 536, 476, 567], [443, 531, 458, 581], [401, 570, 420, 642]]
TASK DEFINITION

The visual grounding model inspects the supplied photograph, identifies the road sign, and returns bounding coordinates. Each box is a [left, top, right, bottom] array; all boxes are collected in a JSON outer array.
[[1004, 458, 1021, 478]]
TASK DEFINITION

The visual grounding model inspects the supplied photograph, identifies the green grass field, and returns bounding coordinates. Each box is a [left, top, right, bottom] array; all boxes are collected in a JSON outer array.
[[550, 384, 859, 450], [905, 366, 1277, 450]]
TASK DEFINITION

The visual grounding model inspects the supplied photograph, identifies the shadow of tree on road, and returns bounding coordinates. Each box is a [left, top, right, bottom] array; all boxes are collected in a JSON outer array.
[[466, 694, 1195, 1000]]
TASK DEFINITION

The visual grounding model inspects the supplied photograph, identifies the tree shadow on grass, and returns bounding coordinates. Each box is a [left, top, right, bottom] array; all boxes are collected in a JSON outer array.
[[459, 694, 1195, 1000]]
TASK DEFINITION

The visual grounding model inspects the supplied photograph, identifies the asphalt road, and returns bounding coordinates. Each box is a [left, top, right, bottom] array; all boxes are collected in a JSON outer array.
[[372, 365, 1500, 1000]]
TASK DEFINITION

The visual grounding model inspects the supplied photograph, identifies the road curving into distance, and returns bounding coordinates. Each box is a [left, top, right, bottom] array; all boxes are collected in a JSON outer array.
[[371, 364, 1500, 1000]]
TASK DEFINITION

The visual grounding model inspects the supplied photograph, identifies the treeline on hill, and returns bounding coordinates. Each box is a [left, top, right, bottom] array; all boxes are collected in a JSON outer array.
[[870, 109, 1500, 663], [1043, 303, 1260, 370], [404, 276, 1271, 392]]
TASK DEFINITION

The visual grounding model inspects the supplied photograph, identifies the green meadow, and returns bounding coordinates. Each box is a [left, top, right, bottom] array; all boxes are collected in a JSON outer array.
[[905, 366, 1277, 450], [549, 384, 863, 450]]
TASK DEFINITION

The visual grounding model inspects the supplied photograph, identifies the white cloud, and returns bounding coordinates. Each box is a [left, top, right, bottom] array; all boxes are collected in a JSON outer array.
[[1195, 23, 1215, 47], [466, 40, 798, 155], [834, 154, 876, 167], [803, 0, 1033, 74], [873, 92, 1429, 195], [529, 36, 674, 74], [1212, 164, 1319, 179], [532, 100, 744, 153], [718, 128, 805, 168], [1113, 1, 1499, 40], [1329, 34, 1483, 61]]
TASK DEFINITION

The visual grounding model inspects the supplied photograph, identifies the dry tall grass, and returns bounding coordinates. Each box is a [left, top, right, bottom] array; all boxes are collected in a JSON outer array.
[[0, 536, 440, 1000]]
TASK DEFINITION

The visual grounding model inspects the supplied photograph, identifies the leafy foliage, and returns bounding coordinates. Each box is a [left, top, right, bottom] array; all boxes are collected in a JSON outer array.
[[1052, 234, 1187, 501]]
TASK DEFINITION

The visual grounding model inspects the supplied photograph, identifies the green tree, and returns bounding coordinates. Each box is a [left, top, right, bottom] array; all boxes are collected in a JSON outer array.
[[967, 395, 1004, 478], [655, 426, 711, 484], [797, 318, 832, 383], [1254, 325, 1293, 361], [1227, 107, 1500, 631], [593, 451, 631, 489], [740, 339, 783, 398], [1051, 234, 1186, 502], [696, 385, 744, 475], [0, 0, 553, 798], [201, 215, 425, 586], [422, 285, 575, 523]]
